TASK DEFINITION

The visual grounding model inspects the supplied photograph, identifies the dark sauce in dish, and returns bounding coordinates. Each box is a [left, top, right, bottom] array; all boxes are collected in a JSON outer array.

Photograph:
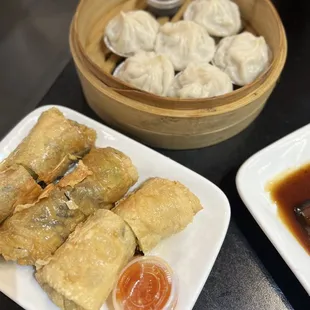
[[269, 163, 310, 255]]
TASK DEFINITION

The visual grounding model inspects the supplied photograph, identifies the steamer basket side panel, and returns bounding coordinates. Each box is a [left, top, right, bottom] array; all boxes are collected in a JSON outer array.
[[77, 68, 275, 136], [76, 65, 272, 150], [93, 104, 266, 150]]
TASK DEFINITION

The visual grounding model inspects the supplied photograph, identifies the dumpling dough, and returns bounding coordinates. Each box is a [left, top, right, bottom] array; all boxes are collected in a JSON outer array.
[[213, 32, 271, 86], [169, 63, 233, 99], [184, 0, 242, 37], [115, 51, 175, 96], [155, 20, 215, 71], [105, 10, 159, 56]]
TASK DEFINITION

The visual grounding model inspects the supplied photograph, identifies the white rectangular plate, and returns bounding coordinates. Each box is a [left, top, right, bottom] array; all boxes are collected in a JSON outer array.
[[236, 125, 310, 295], [0, 105, 230, 310]]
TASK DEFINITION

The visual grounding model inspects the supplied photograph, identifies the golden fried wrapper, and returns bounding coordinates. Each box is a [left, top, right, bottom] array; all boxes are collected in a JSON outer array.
[[63, 147, 139, 211], [114, 178, 202, 252], [36, 210, 136, 310], [0, 108, 96, 183], [0, 165, 42, 223], [0, 147, 138, 265]]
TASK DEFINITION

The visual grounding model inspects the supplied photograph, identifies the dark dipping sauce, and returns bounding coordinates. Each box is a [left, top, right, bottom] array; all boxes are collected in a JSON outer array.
[[269, 163, 310, 255]]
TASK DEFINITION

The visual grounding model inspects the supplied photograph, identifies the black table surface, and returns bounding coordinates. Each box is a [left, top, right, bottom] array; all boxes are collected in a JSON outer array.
[[1, 0, 310, 309]]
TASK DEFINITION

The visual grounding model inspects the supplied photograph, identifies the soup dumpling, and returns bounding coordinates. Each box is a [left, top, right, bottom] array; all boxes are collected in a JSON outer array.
[[115, 51, 175, 97], [169, 63, 233, 99], [155, 20, 215, 71], [213, 32, 271, 86], [104, 10, 159, 57], [184, 0, 242, 37]]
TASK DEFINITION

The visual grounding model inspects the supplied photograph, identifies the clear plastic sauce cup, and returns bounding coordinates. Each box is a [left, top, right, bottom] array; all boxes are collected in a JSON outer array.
[[113, 256, 178, 310]]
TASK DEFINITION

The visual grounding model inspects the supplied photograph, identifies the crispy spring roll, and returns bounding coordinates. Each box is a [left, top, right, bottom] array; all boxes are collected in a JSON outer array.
[[36, 209, 136, 310], [0, 165, 42, 223], [114, 178, 203, 252], [0, 148, 138, 265], [0, 108, 96, 183]]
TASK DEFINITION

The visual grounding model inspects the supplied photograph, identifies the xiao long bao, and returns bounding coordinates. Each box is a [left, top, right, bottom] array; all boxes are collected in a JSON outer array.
[[184, 0, 242, 37], [104, 10, 160, 57], [169, 63, 233, 99], [114, 51, 175, 97], [213, 32, 272, 86], [155, 20, 215, 71]]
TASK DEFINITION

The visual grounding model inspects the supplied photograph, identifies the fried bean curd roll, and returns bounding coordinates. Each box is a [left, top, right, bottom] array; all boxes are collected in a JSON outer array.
[[0, 188, 84, 266], [114, 178, 203, 252], [0, 108, 96, 183], [0, 165, 42, 223], [36, 209, 136, 310], [0, 148, 138, 266], [62, 147, 138, 211]]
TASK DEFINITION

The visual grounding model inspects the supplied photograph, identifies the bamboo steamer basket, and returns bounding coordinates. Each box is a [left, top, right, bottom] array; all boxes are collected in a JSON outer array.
[[70, 0, 287, 149], [73, 0, 287, 109]]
